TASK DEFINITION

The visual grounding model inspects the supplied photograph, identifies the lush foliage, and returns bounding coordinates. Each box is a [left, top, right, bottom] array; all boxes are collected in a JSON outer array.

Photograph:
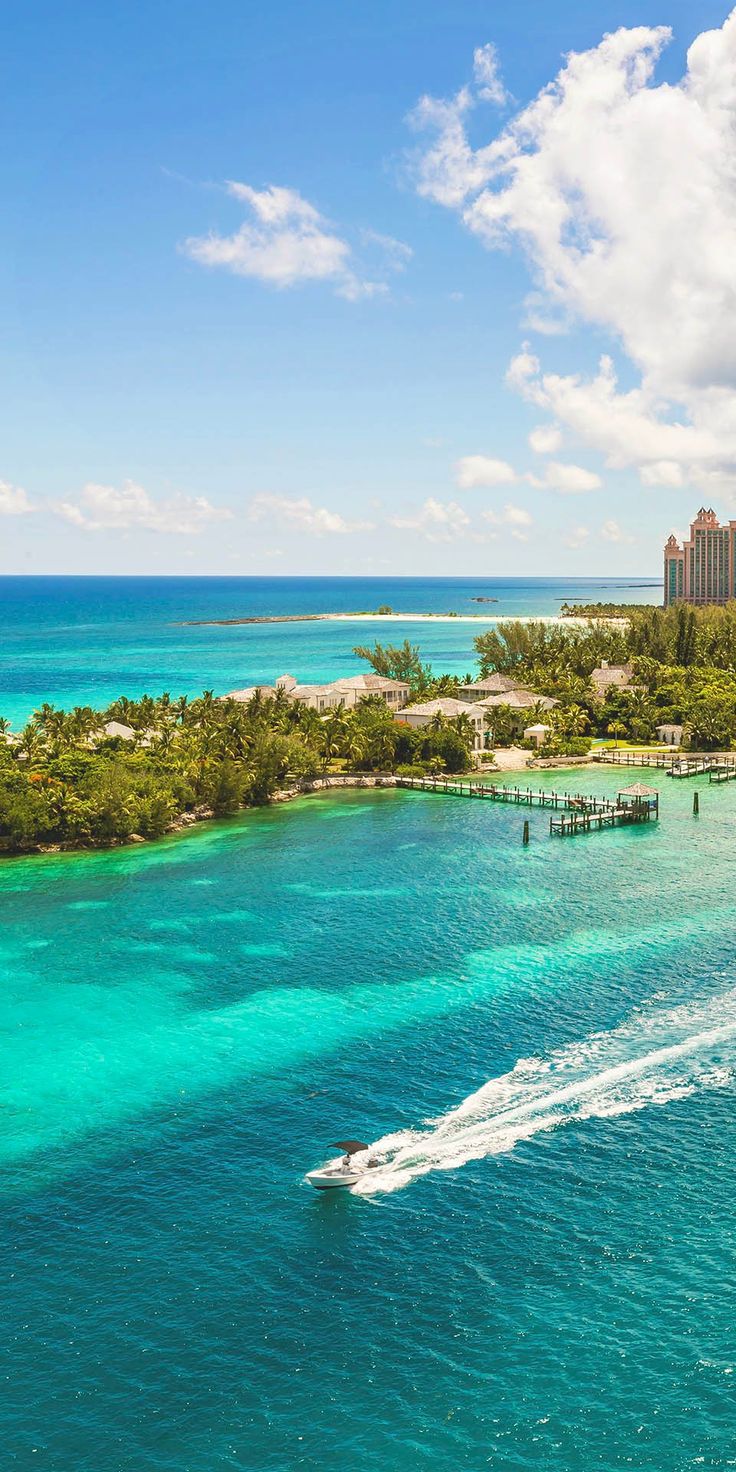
[[474, 605, 736, 751], [0, 688, 476, 852]]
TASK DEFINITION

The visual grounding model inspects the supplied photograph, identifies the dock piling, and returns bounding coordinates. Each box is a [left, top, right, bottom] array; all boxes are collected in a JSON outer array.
[[693, 791, 699, 816], [523, 820, 530, 845]]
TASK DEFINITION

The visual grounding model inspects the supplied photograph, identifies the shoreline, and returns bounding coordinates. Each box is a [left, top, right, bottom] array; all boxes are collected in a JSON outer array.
[[0, 754, 598, 860], [179, 612, 623, 628]]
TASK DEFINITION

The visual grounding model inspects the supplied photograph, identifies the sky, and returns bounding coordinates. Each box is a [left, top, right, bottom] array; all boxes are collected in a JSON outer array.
[[2, 0, 736, 577]]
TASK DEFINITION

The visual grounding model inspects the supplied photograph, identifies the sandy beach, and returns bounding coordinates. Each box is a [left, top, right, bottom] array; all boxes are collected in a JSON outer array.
[[181, 612, 621, 628]]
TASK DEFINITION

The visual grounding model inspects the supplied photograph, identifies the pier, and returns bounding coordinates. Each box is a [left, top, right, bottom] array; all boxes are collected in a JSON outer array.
[[394, 774, 659, 836], [708, 761, 736, 783], [595, 749, 676, 770], [550, 782, 659, 837], [595, 749, 736, 780], [394, 774, 620, 814]]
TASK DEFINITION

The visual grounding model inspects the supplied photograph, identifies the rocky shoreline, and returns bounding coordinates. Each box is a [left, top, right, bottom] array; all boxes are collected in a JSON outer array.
[[3, 763, 609, 858]]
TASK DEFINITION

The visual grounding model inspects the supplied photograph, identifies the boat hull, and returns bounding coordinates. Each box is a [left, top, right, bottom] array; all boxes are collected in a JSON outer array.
[[306, 1169, 360, 1191]]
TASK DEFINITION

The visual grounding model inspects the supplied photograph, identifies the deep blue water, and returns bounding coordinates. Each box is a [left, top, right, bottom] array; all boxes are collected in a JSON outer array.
[[2, 775, 736, 1470], [0, 575, 659, 726]]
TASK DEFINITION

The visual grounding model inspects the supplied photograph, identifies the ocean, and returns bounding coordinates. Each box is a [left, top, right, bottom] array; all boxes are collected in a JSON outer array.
[[8, 573, 733, 1472], [0, 575, 659, 728], [3, 774, 736, 1469]]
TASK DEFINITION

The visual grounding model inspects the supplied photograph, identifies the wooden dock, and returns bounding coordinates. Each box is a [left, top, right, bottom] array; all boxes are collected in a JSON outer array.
[[595, 749, 675, 770], [550, 805, 653, 837], [709, 762, 736, 783], [394, 775, 620, 814], [596, 749, 736, 780], [395, 774, 659, 836]]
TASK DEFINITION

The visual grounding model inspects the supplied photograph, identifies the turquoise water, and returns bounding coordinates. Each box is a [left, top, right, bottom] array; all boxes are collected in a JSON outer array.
[[0, 575, 659, 727], [4, 771, 736, 1469]]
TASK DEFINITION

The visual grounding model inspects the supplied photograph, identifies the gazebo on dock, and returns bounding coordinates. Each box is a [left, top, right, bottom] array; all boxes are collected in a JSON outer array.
[[617, 782, 659, 818]]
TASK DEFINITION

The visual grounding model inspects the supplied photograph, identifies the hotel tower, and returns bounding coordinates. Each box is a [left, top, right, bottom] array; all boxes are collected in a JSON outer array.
[[663, 507, 736, 606]]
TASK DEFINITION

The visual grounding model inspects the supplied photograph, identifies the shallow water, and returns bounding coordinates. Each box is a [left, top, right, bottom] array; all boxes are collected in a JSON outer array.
[[3, 772, 736, 1468], [0, 575, 658, 726]]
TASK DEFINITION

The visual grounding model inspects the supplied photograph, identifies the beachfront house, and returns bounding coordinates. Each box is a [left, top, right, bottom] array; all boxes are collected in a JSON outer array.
[[656, 723, 683, 747], [524, 722, 551, 747], [396, 698, 489, 757], [102, 720, 136, 740], [221, 672, 410, 713], [327, 674, 410, 709], [475, 688, 557, 733], [459, 674, 521, 701], [589, 661, 638, 699]]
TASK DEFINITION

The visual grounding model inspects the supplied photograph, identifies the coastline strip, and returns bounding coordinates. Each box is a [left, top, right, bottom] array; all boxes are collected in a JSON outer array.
[[177, 612, 620, 627]]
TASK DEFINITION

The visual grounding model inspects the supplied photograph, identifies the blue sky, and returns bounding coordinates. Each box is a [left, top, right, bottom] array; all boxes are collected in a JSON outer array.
[[2, 0, 735, 575]]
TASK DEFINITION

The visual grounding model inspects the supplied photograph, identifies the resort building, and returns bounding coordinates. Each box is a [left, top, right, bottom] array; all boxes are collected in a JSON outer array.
[[459, 674, 521, 701], [656, 723, 683, 747], [589, 661, 638, 699], [664, 507, 736, 606], [523, 722, 551, 747], [222, 672, 410, 713], [474, 688, 557, 738], [476, 689, 558, 713], [395, 698, 489, 755]]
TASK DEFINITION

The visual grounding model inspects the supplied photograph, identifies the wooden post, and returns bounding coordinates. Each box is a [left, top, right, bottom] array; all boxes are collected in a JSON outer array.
[[693, 791, 699, 816], [523, 820, 530, 845]]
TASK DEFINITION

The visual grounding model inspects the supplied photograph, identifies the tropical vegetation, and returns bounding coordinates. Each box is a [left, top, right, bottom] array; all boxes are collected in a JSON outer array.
[[0, 688, 476, 853]]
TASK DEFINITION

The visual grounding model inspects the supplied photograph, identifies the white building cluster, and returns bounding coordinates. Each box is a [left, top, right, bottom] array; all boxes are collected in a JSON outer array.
[[221, 668, 561, 758]]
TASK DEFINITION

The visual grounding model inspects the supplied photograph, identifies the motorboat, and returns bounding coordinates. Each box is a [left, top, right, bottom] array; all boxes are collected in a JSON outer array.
[[306, 1162, 363, 1191], [306, 1138, 374, 1191]]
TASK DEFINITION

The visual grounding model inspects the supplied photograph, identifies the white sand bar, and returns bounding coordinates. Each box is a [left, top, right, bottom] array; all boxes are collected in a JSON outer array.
[[321, 613, 627, 627]]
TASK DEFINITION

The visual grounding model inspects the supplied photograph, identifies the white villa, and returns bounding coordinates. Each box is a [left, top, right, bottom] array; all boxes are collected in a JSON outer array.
[[459, 674, 521, 700], [589, 661, 638, 699], [395, 698, 489, 756], [221, 672, 410, 713], [524, 722, 551, 747], [477, 689, 558, 713], [656, 723, 683, 747]]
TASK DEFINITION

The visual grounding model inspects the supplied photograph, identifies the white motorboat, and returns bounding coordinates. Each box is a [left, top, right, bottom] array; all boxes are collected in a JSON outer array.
[[306, 1163, 363, 1191], [306, 1137, 373, 1191]]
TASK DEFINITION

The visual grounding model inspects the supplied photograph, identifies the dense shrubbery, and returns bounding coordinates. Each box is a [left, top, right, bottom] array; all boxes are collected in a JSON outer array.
[[0, 688, 476, 852], [471, 604, 736, 751]]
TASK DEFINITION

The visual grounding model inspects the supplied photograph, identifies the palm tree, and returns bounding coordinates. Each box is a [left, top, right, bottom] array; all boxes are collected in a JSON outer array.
[[607, 719, 627, 749], [453, 712, 475, 747], [343, 729, 366, 769], [555, 704, 589, 739], [321, 707, 350, 768]]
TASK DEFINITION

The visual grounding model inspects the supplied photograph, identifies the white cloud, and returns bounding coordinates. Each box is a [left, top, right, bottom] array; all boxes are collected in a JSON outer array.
[[542, 461, 602, 494], [182, 182, 391, 300], [528, 424, 562, 455], [455, 454, 517, 488], [410, 12, 736, 494], [522, 292, 568, 337], [640, 460, 685, 487], [564, 525, 590, 550], [513, 353, 715, 478], [390, 497, 471, 541], [249, 493, 373, 535], [472, 43, 508, 106], [0, 480, 34, 515], [57, 481, 232, 534], [483, 502, 533, 540], [601, 519, 634, 544], [359, 228, 413, 271]]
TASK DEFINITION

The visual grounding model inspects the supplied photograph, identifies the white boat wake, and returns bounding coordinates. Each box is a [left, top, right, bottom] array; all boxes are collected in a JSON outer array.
[[353, 989, 736, 1195]]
